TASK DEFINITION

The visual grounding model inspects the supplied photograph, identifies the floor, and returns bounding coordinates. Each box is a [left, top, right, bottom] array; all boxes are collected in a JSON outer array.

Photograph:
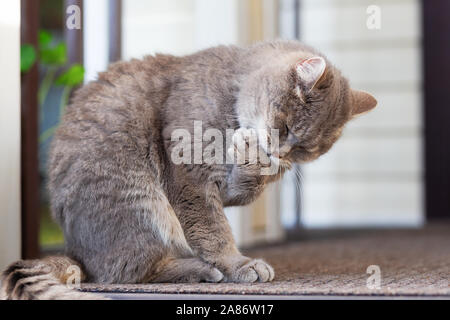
[[82, 224, 450, 299], [101, 293, 449, 300]]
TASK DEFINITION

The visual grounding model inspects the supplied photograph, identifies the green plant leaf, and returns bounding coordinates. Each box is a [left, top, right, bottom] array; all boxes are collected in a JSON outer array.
[[55, 64, 85, 87], [39, 30, 52, 49], [39, 125, 57, 144], [21, 44, 37, 73], [40, 43, 67, 66]]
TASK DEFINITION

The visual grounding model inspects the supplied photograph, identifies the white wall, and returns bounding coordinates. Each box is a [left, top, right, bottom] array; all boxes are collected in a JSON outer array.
[[194, 0, 240, 49], [122, 0, 197, 59], [298, 0, 423, 227], [0, 0, 21, 270], [83, 0, 109, 83]]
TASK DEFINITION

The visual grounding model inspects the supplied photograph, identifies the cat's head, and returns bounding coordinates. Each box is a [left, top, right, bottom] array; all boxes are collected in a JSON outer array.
[[236, 55, 377, 165]]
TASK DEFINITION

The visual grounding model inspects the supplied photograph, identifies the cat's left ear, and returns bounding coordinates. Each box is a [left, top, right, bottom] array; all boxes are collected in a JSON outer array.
[[296, 56, 327, 93], [351, 90, 377, 117]]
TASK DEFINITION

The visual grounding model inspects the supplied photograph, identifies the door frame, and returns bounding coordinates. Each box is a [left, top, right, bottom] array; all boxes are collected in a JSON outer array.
[[20, 0, 122, 258], [20, 0, 40, 259]]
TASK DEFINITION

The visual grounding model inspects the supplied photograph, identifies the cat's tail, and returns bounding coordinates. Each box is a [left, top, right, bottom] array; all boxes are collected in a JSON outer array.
[[0, 256, 104, 300]]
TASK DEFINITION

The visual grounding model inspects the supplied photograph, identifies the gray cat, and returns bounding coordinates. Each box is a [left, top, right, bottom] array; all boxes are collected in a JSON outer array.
[[1, 40, 376, 299]]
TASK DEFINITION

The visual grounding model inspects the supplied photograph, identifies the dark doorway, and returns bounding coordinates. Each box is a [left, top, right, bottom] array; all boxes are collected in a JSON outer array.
[[422, 0, 450, 221]]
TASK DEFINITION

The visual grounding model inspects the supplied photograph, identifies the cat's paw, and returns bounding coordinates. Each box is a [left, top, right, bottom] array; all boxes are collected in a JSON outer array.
[[203, 267, 225, 283], [223, 256, 275, 283], [227, 128, 273, 169], [181, 265, 224, 283], [227, 127, 259, 165], [227, 128, 280, 176], [234, 259, 275, 283]]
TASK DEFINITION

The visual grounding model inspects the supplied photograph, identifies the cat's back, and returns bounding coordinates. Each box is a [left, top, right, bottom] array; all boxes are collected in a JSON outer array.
[[56, 44, 242, 135], [47, 54, 182, 196], [50, 54, 182, 154], [47, 45, 241, 181]]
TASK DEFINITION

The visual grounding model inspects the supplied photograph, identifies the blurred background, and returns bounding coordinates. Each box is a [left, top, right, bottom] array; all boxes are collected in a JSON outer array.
[[1, 0, 449, 269]]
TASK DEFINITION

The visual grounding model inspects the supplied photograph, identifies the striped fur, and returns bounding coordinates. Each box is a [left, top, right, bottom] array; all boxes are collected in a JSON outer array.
[[0, 257, 104, 300]]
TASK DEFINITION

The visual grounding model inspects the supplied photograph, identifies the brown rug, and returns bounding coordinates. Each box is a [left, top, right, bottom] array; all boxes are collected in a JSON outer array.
[[83, 224, 450, 297]]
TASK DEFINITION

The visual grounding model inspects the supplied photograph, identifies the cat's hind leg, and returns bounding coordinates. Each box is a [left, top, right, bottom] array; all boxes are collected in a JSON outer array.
[[147, 257, 224, 283]]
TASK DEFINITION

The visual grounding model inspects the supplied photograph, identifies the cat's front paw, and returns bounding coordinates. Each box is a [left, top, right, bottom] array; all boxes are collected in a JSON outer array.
[[222, 256, 275, 283], [227, 128, 259, 165], [228, 128, 272, 167], [227, 128, 279, 176], [234, 259, 275, 283]]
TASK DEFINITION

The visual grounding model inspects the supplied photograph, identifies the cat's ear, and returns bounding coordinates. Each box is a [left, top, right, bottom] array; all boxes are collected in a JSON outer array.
[[351, 90, 377, 117], [296, 56, 327, 93]]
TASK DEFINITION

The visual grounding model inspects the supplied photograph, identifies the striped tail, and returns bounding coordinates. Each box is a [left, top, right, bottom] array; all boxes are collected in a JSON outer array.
[[0, 256, 105, 300]]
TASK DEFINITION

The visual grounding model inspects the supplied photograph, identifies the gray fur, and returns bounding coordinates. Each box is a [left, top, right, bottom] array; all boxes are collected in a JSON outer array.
[[1, 40, 376, 299]]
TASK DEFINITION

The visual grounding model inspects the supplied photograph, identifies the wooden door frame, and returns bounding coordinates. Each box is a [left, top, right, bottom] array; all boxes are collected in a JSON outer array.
[[20, 0, 40, 259], [20, 0, 122, 258]]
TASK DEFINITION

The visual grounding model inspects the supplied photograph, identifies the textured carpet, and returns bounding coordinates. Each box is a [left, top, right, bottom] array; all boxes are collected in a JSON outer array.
[[82, 225, 450, 297]]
